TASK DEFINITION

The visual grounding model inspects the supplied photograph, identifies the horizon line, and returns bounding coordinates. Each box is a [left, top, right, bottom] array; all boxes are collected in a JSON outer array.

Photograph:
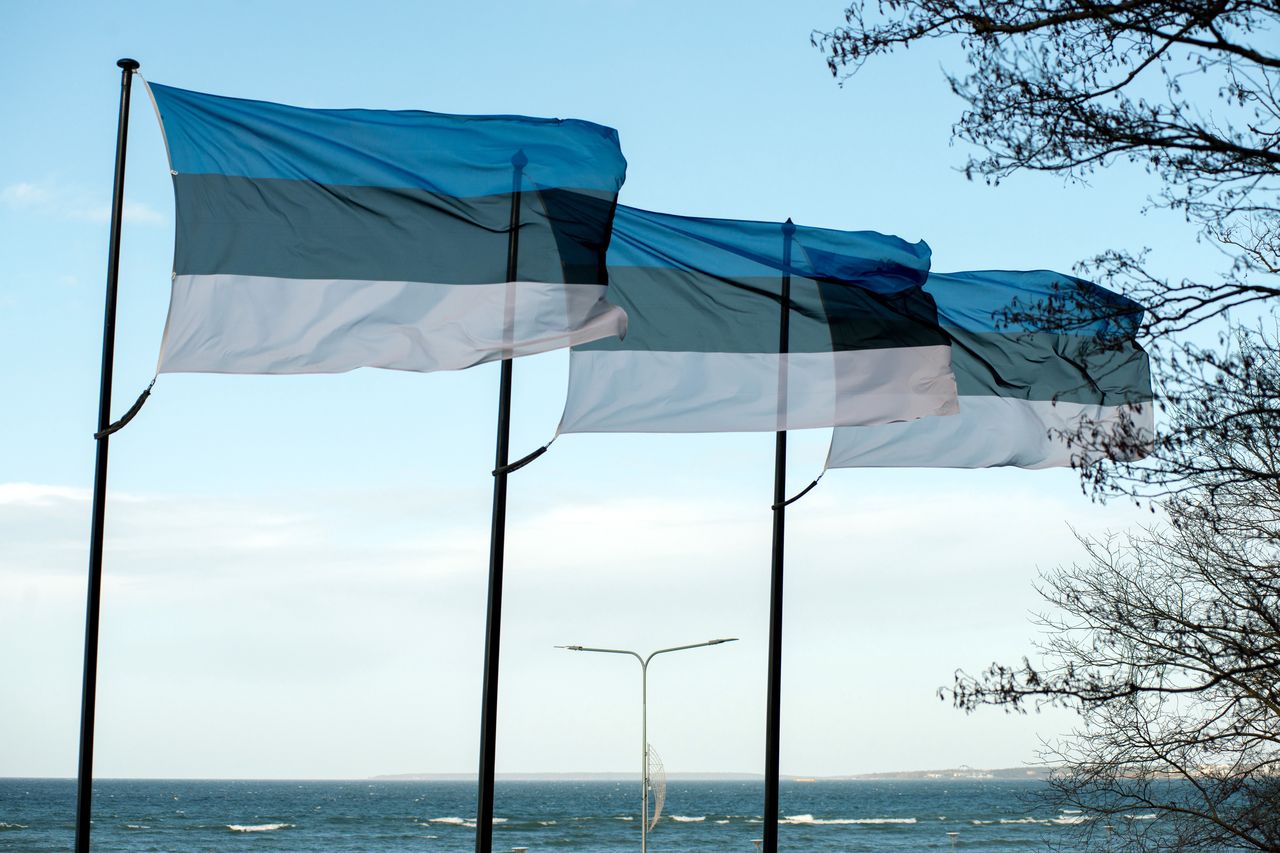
[[1, 765, 1049, 783]]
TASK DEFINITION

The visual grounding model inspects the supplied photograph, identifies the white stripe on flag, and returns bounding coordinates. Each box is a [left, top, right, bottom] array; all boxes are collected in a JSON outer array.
[[157, 274, 628, 374], [559, 346, 958, 433], [826, 395, 1155, 469]]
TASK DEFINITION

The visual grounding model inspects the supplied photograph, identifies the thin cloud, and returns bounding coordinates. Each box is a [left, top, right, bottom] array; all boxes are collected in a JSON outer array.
[[1, 180, 165, 226], [1, 182, 53, 206], [0, 482, 90, 506], [66, 200, 166, 225]]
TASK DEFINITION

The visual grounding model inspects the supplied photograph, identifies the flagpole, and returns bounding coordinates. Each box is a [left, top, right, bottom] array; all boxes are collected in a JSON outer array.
[[475, 150, 527, 853], [763, 218, 795, 853], [75, 57, 140, 853]]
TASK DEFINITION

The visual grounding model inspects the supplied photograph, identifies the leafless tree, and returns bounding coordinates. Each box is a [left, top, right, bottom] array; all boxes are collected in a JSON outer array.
[[815, 6, 1280, 846], [814, 0, 1279, 337], [946, 348, 1280, 847], [816, 1, 1280, 502]]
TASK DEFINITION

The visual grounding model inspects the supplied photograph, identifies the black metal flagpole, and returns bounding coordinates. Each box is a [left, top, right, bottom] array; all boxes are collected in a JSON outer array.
[[75, 57, 140, 853], [475, 150, 527, 853], [763, 218, 795, 853]]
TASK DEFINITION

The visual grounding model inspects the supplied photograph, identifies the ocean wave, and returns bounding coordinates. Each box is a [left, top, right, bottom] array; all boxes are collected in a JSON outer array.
[[124, 824, 149, 830], [425, 816, 507, 827], [0, 823, 28, 830], [670, 816, 705, 823], [1126, 813, 1158, 820], [783, 814, 916, 825], [1052, 815, 1090, 825], [227, 823, 293, 832]]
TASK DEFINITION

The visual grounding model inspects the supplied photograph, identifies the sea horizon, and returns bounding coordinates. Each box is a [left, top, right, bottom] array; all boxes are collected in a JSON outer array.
[[2, 764, 1052, 783]]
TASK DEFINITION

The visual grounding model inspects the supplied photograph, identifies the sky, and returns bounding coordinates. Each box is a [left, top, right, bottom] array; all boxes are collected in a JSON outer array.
[[0, 0, 1217, 781]]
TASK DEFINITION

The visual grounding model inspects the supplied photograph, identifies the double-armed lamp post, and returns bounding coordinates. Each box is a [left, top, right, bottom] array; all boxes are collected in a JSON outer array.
[[557, 638, 738, 853]]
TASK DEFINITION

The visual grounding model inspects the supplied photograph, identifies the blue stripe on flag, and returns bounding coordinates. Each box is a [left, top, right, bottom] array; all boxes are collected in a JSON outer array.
[[148, 83, 627, 197], [607, 205, 930, 290]]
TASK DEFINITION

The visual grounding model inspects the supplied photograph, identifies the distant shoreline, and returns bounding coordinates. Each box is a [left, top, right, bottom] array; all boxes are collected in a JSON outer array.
[[373, 767, 1053, 783]]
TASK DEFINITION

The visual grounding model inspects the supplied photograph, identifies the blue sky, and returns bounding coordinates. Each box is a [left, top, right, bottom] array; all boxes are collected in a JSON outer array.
[[1, 1, 1205, 780]]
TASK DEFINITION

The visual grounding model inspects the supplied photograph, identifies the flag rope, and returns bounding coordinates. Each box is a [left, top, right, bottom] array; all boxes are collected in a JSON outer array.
[[492, 435, 555, 476], [93, 377, 156, 439], [771, 472, 823, 509]]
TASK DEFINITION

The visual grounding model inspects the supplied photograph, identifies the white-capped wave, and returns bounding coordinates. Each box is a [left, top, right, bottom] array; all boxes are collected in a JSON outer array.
[[783, 814, 916, 825], [430, 817, 477, 827], [1126, 813, 1158, 821], [670, 816, 705, 823], [227, 823, 293, 832], [0, 823, 28, 830], [124, 824, 149, 830], [1052, 815, 1090, 825]]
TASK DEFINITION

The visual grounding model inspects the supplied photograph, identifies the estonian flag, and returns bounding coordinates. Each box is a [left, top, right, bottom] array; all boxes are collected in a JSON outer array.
[[826, 270, 1155, 469], [145, 82, 628, 374], [558, 205, 959, 433]]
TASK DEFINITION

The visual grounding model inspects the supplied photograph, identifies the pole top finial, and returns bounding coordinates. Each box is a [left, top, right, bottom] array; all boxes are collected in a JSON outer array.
[[512, 149, 529, 169], [782, 217, 796, 236], [117, 58, 140, 71]]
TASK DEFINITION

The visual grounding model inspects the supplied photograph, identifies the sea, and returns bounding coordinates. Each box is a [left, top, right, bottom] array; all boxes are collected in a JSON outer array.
[[0, 777, 1126, 851]]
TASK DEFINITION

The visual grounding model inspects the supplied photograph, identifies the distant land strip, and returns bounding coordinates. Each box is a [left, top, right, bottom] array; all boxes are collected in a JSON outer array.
[[372, 767, 1053, 782]]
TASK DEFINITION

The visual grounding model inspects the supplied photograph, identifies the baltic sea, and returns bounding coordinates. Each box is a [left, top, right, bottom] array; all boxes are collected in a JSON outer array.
[[0, 777, 1111, 851]]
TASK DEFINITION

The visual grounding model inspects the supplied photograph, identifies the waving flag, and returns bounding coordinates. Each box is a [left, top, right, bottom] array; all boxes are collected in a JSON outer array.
[[558, 205, 958, 433], [826, 269, 1154, 469], [146, 83, 627, 374]]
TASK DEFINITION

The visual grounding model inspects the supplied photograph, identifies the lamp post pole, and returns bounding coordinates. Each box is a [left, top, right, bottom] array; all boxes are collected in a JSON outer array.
[[558, 638, 738, 852]]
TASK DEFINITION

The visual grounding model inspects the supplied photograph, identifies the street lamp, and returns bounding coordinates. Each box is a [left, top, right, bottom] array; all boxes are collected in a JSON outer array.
[[557, 638, 738, 853]]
